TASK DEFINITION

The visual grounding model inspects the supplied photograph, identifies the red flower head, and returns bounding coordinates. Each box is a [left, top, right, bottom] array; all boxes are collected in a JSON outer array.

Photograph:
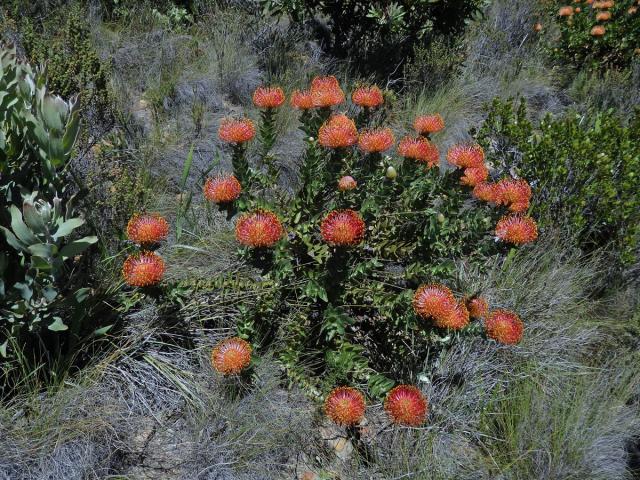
[[472, 182, 499, 203], [122, 252, 165, 287], [461, 165, 489, 187], [126, 213, 169, 245], [324, 387, 366, 426], [290, 90, 314, 110], [384, 385, 428, 426], [397, 136, 440, 168], [495, 178, 531, 213], [495, 214, 538, 245], [358, 128, 395, 153], [218, 118, 256, 144], [253, 86, 285, 109], [413, 284, 456, 320], [447, 144, 485, 169], [211, 337, 252, 375], [203, 174, 242, 204], [413, 114, 445, 135], [351, 85, 384, 108], [310, 76, 345, 108], [467, 296, 489, 318], [318, 114, 358, 148], [235, 209, 284, 248], [338, 175, 357, 192], [485, 309, 524, 344], [320, 209, 365, 246], [434, 301, 470, 330]]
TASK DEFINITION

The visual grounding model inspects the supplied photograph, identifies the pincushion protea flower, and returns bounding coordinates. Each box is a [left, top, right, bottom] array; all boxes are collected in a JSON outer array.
[[310, 76, 345, 108], [235, 209, 284, 248], [211, 337, 252, 375], [413, 114, 445, 135], [591, 25, 606, 36], [485, 309, 524, 344], [253, 86, 285, 109], [358, 128, 395, 153], [433, 301, 470, 330], [473, 182, 499, 203], [446, 144, 485, 169], [351, 85, 384, 108], [338, 175, 357, 191], [204, 174, 242, 204], [324, 387, 366, 426], [218, 118, 256, 144], [384, 385, 428, 426], [558, 6, 574, 16], [397, 136, 439, 167], [413, 284, 456, 321], [318, 114, 358, 148], [596, 11, 611, 20], [494, 178, 531, 213], [126, 213, 169, 245], [495, 214, 538, 245], [461, 165, 489, 187], [122, 251, 165, 287], [467, 297, 489, 318], [290, 90, 314, 110], [320, 209, 365, 246]]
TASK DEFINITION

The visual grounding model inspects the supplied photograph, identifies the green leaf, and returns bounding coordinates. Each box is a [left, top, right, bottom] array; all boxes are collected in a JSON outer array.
[[28, 243, 57, 259], [52, 217, 85, 240], [94, 325, 113, 336], [0, 226, 26, 251], [22, 202, 47, 234], [48, 317, 68, 332], [181, 144, 194, 189], [8, 205, 38, 245], [0, 340, 7, 358], [59, 236, 97, 259]]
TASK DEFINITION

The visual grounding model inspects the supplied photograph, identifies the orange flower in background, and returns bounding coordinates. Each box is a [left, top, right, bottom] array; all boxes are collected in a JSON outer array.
[[485, 310, 524, 344], [413, 114, 445, 135], [351, 85, 384, 108], [203, 174, 242, 204], [534, 22, 543, 32], [211, 337, 252, 375], [413, 284, 456, 320], [495, 178, 531, 213], [218, 118, 256, 144], [126, 213, 169, 245], [434, 301, 470, 330], [467, 297, 489, 318], [495, 214, 538, 245], [472, 182, 499, 203], [290, 90, 314, 110], [591, 25, 606, 36], [397, 136, 440, 167], [596, 10, 612, 20], [630, 6, 638, 14], [324, 387, 366, 426], [122, 252, 165, 287], [310, 75, 345, 108], [252, 86, 285, 109], [358, 128, 395, 153], [338, 175, 357, 191], [446, 144, 485, 169], [318, 114, 358, 148], [575, 6, 582, 12], [384, 385, 428, 426], [461, 165, 489, 187], [235, 209, 284, 248], [558, 6, 574, 16], [320, 209, 365, 246]]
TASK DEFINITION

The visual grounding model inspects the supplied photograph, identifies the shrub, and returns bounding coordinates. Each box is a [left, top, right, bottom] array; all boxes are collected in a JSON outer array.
[[476, 98, 640, 266]]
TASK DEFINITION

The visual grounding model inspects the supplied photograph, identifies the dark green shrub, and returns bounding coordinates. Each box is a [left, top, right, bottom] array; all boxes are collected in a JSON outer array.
[[476, 98, 640, 266]]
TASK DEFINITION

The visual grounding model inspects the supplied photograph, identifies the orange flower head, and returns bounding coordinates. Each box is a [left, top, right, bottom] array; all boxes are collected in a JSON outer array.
[[461, 165, 489, 187], [495, 178, 531, 213], [446, 144, 485, 169], [596, 10, 612, 20], [211, 337, 252, 375], [204, 174, 242, 204], [253, 86, 285, 109], [324, 387, 366, 426], [338, 175, 357, 192], [218, 118, 256, 144], [629, 6, 638, 14], [495, 215, 538, 245], [290, 90, 315, 110], [126, 213, 169, 245], [485, 310, 524, 344], [467, 297, 489, 318], [384, 385, 428, 426], [318, 114, 358, 148], [358, 128, 395, 153], [351, 85, 384, 108], [591, 25, 606, 36], [320, 209, 365, 246], [122, 252, 165, 287], [575, 6, 582, 12], [235, 209, 284, 248], [413, 114, 445, 135], [559, 6, 574, 16], [534, 22, 543, 32], [310, 76, 345, 108], [413, 284, 456, 320], [397, 136, 440, 167], [434, 301, 470, 330], [472, 182, 499, 203]]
